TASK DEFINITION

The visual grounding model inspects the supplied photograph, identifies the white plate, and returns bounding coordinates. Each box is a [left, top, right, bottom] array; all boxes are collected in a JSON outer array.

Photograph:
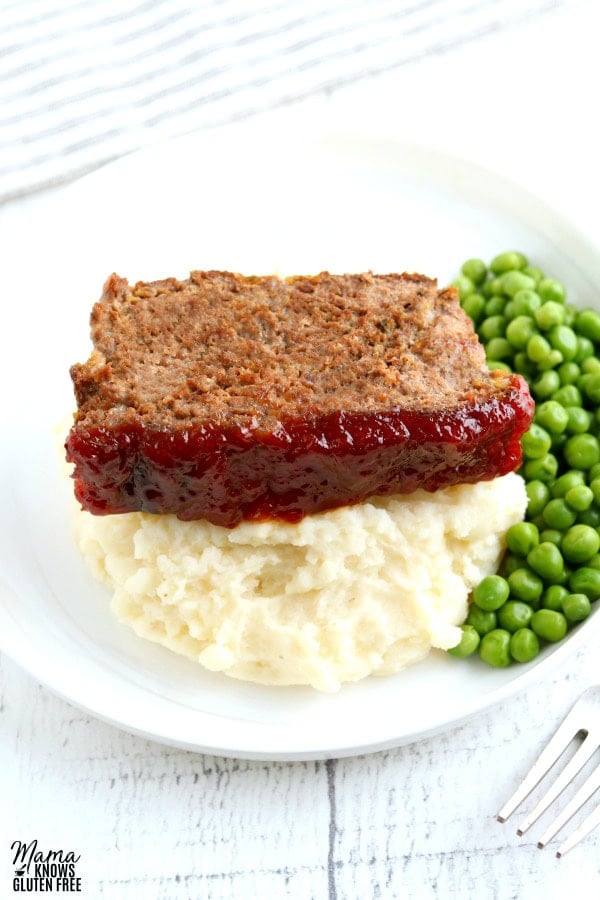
[[3, 130, 600, 760]]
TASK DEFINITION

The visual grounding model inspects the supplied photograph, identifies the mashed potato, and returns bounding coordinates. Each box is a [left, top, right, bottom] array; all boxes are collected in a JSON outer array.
[[74, 473, 526, 692]]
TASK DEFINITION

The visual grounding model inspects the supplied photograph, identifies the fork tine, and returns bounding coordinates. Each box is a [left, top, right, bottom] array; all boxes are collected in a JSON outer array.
[[536, 752, 600, 847], [516, 736, 597, 835], [496, 694, 589, 823], [556, 802, 600, 858]]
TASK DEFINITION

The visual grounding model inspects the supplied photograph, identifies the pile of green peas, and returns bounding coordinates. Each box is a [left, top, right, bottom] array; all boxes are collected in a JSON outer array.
[[447, 250, 600, 667]]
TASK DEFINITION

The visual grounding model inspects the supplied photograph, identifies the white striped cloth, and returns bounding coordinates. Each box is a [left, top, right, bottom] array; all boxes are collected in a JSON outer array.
[[0, 0, 582, 203]]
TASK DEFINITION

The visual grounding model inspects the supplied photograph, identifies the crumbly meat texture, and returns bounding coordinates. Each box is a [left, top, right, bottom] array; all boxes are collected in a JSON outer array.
[[67, 270, 534, 526], [72, 271, 501, 429]]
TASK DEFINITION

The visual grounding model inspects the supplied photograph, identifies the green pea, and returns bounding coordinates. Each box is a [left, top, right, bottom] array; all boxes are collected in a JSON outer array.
[[578, 507, 600, 528], [558, 362, 580, 385], [523, 265, 544, 282], [542, 499, 577, 530], [548, 325, 578, 361], [490, 276, 506, 295], [472, 575, 510, 611], [560, 524, 600, 563], [542, 585, 569, 611], [508, 568, 544, 602], [539, 529, 563, 547], [490, 251, 528, 274], [586, 553, 600, 570], [521, 425, 552, 459], [462, 294, 486, 324], [487, 360, 512, 372], [498, 600, 533, 632], [552, 384, 582, 407], [523, 454, 558, 483], [575, 336, 595, 363], [535, 301, 566, 331], [531, 609, 568, 642], [564, 434, 600, 469], [576, 308, 600, 342], [527, 542, 565, 581], [466, 605, 497, 636], [510, 628, 540, 663], [582, 357, 600, 375], [485, 295, 507, 317], [562, 593, 591, 623], [479, 629, 512, 667], [512, 289, 542, 317], [537, 350, 564, 371], [502, 271, 536, 297], [538, 278, 566, 304], [532, 371, 561, 399], [461, 258, 488, 285], [513, 351, 537, 377], [565, 407, 591, 435], [568, 567, 600, 599], [527, 334, 552, 363], [452, 275, 475, 299], [583, 374, 600, 405], [485, 337, 513, 361], [447, 624, 481, 658], [551, 470, 585, 498], [526, 481, 551, 516], [551, 432, 568, 451], [535, 401, 569, 434], [565, 485, 594, 512], [505, 522, 539, 555], [484, 291, 505, 313], [480, 315, 507, 341], [504, 316, 536, 350]]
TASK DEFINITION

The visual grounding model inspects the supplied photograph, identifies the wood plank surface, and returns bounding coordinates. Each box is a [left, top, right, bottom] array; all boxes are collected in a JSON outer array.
[[3, 645, 600, 899]]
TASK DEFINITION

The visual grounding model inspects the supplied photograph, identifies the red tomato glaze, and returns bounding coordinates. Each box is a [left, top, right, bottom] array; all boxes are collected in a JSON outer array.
[[65, 375, 534, 528]]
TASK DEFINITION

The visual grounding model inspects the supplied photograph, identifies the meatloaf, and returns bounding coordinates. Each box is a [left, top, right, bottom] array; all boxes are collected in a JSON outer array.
[[66, 270, 534, 527]]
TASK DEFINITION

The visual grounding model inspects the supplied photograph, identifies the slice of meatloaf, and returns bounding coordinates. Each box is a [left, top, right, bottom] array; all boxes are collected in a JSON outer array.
[[66, 270, 534, 527]]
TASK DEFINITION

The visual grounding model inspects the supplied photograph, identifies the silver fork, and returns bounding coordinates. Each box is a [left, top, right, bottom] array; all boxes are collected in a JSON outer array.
[[497, 684, 600, 857]]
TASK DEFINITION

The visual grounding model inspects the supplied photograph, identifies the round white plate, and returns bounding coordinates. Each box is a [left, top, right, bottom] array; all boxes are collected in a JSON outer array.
[[3, 131, 600, 760]]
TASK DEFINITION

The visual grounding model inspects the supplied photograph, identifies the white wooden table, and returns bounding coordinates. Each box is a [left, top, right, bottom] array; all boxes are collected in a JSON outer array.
[[3, 647, 600, 898], [3, 3, 600, 897]]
